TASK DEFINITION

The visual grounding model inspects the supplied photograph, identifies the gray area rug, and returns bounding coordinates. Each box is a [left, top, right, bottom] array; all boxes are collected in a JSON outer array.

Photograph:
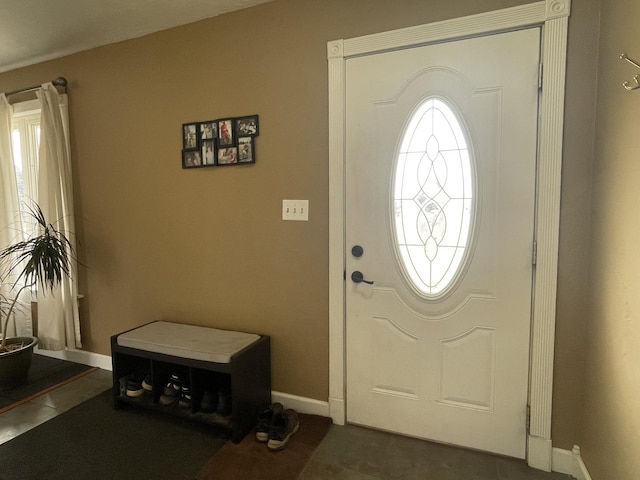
[[0, 389, 227, 480]]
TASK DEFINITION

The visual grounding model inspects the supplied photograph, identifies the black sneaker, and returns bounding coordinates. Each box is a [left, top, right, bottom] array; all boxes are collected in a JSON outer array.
[[267, 408, 299, 450], [216, 389, 231, 415], [178, 385, 192, 408], [142, 375, 153, 392], [200, 391, 217, 413], [163, 373, 181, 396], [256, 403, 283, 442], [159, 374, 181, 405], [125, 379, 144, 398]]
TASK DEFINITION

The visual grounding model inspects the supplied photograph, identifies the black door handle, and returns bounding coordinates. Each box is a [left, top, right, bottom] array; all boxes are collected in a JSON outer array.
[[351, 271, 374, 285]]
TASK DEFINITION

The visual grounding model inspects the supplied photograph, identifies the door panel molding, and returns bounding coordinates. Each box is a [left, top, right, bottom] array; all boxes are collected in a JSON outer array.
[[328, 0, 570, 471]]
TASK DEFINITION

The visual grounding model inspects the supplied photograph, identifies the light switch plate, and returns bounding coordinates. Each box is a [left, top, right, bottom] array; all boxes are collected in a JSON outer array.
[[282, 200, 309, 221]]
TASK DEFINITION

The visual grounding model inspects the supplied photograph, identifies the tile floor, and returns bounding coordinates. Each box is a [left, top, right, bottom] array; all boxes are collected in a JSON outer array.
[[1, 366, 572, 479], [0, 367, 112, 446]]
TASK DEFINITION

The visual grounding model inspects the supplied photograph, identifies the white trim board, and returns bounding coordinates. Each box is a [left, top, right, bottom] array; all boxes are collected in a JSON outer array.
[[552, 446, 594, 480], [36, 346, 112, 370], [271, 391, 330, 417], [328, 0, 570, 471]]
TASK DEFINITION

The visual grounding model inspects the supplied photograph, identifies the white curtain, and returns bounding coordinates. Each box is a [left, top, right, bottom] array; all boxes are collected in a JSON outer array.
[[0, 94, 30, 338], [0, 95, 18, 231], [35, 83, 81, 350]]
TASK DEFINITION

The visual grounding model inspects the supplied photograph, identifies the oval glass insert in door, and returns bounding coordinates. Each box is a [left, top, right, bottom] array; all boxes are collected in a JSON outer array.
[[392, 97, 475, 298]]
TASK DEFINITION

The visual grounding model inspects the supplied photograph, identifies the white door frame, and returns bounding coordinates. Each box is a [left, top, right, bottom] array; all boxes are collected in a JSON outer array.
[[327, 0, 570, 471]]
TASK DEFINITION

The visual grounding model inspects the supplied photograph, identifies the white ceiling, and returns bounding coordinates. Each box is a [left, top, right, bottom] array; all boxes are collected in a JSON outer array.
[[0, 0, 274, 74]]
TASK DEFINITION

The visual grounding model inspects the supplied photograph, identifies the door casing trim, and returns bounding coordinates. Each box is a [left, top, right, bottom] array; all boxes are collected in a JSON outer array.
[[327, 0, 570, 471]]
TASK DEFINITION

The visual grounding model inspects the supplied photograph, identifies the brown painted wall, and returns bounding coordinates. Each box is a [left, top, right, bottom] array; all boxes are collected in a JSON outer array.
[[582, 0, 640, 477], [0, 0, 599, 453], [552, 0, 600, 450]]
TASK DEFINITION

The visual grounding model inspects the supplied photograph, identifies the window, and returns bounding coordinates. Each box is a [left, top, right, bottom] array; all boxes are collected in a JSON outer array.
[[11, 101, 41, 237], [392, 97, 474, 298]]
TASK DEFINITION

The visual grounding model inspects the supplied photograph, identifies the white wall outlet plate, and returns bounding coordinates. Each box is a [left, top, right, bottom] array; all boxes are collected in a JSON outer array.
[[282, 199, 309, 221]]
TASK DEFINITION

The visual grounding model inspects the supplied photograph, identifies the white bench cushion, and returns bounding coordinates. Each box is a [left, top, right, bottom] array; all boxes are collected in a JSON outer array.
[[117, 321, 260, 363]]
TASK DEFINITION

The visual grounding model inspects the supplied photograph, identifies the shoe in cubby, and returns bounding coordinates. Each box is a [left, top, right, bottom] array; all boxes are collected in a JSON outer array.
[[159, 373, 182, 405], [216, 389, 231, 416], [200, 391, 217, 413], [142, 375, 153, 393], [179, 385, 192, 409], [126, 379, 145, 398]]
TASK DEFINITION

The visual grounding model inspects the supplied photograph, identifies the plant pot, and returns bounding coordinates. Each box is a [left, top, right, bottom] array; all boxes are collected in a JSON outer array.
[[0, 336, 38, 385]]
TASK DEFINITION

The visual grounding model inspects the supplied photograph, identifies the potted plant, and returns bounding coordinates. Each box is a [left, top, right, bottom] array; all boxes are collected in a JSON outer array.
[[0, 203, 73, 384]]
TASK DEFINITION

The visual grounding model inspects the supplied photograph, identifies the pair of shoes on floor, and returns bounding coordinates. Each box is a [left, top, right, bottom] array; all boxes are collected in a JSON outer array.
[[159, 373, 191, 407], [256, 403, 300, 450]]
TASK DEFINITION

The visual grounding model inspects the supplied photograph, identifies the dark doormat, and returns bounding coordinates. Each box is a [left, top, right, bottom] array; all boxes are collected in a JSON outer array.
[[196, 413, 332, 480], [0, 353, 97, 412], [0, 389, 227, 480]]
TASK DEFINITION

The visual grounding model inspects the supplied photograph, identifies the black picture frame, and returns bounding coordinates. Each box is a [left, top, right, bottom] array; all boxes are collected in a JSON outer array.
[[217, 146, 238, 165], [236, 115, 259, 136], [183, 123, 198, 149], [182, 150, 202, 168], [201, 140, 216, 166], [238, 137, 255, 164], [200, 121, 217, 140], [182, 115, 258, 169], [218, 119, 234, 147]]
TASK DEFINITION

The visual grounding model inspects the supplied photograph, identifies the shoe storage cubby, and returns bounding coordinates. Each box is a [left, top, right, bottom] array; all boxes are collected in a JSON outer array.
[[110, 326, 271, 443]]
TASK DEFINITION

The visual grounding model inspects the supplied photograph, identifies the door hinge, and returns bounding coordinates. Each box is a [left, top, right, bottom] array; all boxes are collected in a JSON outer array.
[[538, 63, 543, 89], [527, 404, 531, 432], [532, 240, 537, 266]]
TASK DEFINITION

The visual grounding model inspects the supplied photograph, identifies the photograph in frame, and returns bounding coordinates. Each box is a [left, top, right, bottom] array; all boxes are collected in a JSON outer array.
[[236, 115, 259, 136], [183, 123, 198, 149], [217, 147, 238, 165], [238, 137, 255, 164], [200, 122, 217, 140], [183, 150, 202, 168], [218, 119, 234, 147], [202, 140, 216, 166]]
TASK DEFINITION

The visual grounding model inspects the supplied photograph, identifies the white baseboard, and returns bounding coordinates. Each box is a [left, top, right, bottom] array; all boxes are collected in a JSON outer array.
[[552, 446, 593, 480], [35, 347, 112, 371], [552, 447, 575, 475], [271, 391, 330, 417]]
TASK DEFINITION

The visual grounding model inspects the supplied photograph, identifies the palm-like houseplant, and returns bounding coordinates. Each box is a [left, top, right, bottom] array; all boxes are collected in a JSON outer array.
[[0, 203, 73, 382]]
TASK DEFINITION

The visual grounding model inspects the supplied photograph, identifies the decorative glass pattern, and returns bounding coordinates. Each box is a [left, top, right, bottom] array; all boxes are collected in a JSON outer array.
[[393, 98, 474, 297]]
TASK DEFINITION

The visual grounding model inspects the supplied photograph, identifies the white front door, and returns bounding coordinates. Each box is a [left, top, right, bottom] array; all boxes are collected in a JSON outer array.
[[345, 28, 540, 458]]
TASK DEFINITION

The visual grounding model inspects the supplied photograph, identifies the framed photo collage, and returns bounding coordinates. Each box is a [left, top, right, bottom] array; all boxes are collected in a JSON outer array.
[[182, 115, 259, 169]]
